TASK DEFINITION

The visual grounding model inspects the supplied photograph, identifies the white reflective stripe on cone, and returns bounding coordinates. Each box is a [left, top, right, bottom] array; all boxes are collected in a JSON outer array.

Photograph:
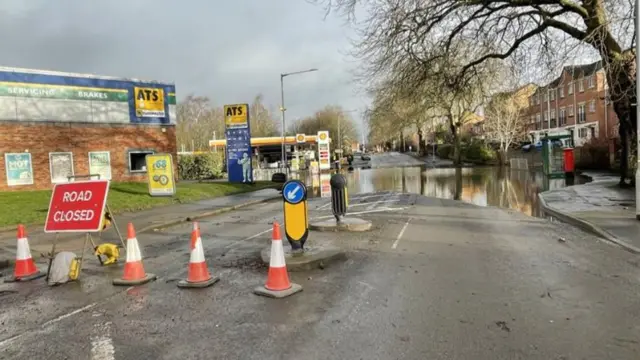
[[126, 237, 143, 262], [269, 239, 286, 268], [16, 238, 32, 260], [190, 237, 206, 263]]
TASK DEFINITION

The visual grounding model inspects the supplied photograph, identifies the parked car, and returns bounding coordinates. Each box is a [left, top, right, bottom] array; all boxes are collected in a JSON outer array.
[[521, 140, 564, 152]]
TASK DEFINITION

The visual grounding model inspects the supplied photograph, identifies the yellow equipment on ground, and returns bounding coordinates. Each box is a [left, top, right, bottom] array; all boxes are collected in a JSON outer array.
[[94, 243, 120, 265]]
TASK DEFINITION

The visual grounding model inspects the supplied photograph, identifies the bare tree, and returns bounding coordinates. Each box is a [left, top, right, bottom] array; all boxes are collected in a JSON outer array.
[[485, 84, 537, 165], [313, 0, 635, 184], [249, 94, 280, 137], [176, 95, 223, 152], [176, 93, 280, 152], [293, 105, 359, 153]]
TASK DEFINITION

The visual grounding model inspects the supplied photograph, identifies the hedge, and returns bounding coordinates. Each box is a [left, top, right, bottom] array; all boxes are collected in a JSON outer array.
[[436, 142, 496, 164], [437, 144, 454, 159], [463, 141, 496, 164], [178, 153, 224, 180]]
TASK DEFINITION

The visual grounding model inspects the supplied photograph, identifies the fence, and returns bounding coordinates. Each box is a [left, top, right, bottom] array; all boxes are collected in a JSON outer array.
[[509, 158, 529, 170]]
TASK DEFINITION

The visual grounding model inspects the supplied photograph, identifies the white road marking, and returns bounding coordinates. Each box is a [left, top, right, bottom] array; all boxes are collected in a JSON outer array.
[[366, 192, 393, 210], [392, 218, 411, 249], [42, 302, 97, 327], [91, 318, 115, 360], [0, 333, 25, 348]]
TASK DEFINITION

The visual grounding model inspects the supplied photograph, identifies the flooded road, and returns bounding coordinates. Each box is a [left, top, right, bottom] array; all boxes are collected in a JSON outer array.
[[305, 166, 586, 217]]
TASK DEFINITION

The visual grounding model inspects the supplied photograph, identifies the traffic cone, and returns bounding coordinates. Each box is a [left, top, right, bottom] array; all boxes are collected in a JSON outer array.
[[113, 223, 156, 286], [4, 225, 45, 283], [178, 222, 219, 288], [253, 222, 302, 298]]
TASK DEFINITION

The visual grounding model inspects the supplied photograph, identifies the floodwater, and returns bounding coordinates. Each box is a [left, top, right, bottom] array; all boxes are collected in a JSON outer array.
[[299, 166, 586, 217]]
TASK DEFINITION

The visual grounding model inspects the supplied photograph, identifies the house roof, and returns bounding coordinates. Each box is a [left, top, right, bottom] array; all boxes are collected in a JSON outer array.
[[533, 60, 603, 94]]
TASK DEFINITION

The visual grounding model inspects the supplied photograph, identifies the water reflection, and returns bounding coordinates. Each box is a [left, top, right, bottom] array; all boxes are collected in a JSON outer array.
[[341, 166, 582, 217], [253, 166, 582, 217]]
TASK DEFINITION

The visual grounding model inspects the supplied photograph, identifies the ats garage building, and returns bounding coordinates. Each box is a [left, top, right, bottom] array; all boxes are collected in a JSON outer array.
[[0, 67, 177, 191]]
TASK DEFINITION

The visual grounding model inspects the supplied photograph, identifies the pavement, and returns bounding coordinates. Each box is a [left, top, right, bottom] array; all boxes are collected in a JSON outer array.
[[1, 190, 639, 359], [0, 188, 282, 270], [538, 172, 640, 254]]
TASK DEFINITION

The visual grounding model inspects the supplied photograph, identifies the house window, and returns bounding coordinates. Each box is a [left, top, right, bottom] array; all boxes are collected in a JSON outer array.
[[550, 90, 555, 101], [568, 82, 574, 94], [568, 105, 574, 116], [578, 79, 584, 92], [578, 103, 586, 123], [544, 92, 548, 102], [587, 75, 595, 88], [589, 100, 596, 113], [128, 150, 155, 173], [559, 87, 565, 98], [578, 128, 589, 138], [559, 108, 566, 126], [536, 114, 541, 129], [543, 112, 548, 122]]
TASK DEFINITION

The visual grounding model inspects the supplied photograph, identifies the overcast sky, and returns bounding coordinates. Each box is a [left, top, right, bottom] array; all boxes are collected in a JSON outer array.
[[0, 0, 368, 135]]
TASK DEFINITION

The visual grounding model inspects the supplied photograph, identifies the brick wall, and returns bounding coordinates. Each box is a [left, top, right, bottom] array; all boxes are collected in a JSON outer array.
[[0, 121, 177, 191], [522, 67, 619, 145]]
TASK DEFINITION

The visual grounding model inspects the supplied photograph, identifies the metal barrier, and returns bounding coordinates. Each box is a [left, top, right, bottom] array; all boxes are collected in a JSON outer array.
[[330, 174, 348, 222]]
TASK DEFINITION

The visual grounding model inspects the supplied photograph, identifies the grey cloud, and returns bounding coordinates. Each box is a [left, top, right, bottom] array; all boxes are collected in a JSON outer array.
[[0, 0, 368, 135]]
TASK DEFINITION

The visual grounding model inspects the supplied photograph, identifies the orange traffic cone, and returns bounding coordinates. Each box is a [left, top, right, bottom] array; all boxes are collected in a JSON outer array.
[[178, 222, 219, 288], [113, 223, 156, 286], [4, 225, 45, 283], [253, 222, 302, 298]]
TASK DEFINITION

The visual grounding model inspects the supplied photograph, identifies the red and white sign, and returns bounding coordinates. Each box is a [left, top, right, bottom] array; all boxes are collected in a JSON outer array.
[[44, 180, 110, 233], [317, 130, 331, 171]]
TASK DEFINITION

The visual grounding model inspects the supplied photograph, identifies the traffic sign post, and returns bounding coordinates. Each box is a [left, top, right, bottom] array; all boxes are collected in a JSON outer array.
[[44, 177, 124, 282], [282, 180, 309, 252]]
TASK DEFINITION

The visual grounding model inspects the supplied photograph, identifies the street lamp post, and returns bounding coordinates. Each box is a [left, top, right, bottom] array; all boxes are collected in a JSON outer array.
[[280, 68, 319, 172], [622, 0, 640, 220]]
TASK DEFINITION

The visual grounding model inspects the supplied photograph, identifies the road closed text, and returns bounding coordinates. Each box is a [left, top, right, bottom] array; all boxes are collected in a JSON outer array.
[[44, 180, 110, 233], [52, 190, 96, 223]]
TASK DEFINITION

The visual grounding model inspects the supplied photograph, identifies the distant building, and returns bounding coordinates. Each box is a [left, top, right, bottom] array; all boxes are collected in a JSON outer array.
[[0, 66, 177, 191], [522, 60, 617, 147]]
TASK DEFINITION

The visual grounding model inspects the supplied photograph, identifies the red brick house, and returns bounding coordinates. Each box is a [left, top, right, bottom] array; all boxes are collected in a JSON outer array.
[[522, 60, 618, 148]]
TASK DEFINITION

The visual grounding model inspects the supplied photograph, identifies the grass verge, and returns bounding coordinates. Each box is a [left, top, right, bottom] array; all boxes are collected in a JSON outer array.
[[0, 181, 277, 228]]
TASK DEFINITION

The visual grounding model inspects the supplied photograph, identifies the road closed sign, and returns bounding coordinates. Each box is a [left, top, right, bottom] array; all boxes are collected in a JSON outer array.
[[44, 180, 110, 233]]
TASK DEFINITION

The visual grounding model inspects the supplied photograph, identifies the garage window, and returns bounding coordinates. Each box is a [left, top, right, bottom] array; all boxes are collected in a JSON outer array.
[[128, 150, 154, 173]]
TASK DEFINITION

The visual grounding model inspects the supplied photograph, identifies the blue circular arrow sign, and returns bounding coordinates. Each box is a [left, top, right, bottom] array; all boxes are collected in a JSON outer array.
[[282, 180, 306, 204]]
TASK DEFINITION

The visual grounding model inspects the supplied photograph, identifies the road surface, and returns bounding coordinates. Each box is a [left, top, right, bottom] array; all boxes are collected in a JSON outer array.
[[1, 193, 638, 359]]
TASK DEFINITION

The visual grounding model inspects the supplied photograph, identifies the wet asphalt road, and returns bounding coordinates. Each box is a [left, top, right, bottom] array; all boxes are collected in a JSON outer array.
[[1, 192, 639, 359]]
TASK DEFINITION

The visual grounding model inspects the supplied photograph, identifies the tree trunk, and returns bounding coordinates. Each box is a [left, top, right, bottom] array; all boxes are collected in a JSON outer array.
[[498, 149, 508, 166], [619, 124, 630, 186], [449, 120, 462, 165], [452, 133, 462, 165], [418, 130, 425, 156], [600, 48, 635, 187]]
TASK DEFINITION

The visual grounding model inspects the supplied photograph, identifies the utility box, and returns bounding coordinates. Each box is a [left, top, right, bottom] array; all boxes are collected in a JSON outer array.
[[563, 148, 575, 176]]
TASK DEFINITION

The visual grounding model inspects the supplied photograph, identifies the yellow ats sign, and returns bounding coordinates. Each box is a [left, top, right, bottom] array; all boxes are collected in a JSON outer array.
[[134, 87, 165, 118], [224, 104, 249, 128], [145, 153, 175, 196]]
